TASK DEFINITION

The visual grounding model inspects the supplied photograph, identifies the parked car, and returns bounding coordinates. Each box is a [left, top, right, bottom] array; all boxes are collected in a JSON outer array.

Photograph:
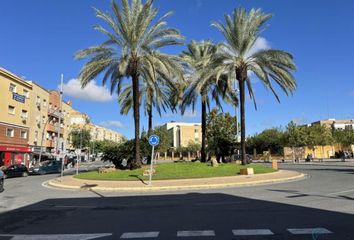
[[29, 160, 62, 175], [3, 164, 29, 178], [0, 169, 4, 192]]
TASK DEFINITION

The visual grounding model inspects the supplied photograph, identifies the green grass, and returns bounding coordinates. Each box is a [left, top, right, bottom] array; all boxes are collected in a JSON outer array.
[[74, 162, 275, 181]]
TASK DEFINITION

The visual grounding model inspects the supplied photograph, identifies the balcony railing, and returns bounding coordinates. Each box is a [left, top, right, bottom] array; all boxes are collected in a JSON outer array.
[[48, 107, 64, 118]]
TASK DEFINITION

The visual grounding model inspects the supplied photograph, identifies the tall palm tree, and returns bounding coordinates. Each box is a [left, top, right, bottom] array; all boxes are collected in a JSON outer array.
[[181, 40, 237, 162], [212, 8, 296, 165], [75, 0, 184, 169], [118, 79, 176, 135]]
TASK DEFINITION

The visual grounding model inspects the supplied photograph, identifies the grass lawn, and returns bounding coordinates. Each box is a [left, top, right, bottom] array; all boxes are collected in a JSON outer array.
[[75, 162, 275, 181]]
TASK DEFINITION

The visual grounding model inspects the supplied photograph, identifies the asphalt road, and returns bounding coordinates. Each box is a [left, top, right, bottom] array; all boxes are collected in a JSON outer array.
[[0, 162, 353, 239]]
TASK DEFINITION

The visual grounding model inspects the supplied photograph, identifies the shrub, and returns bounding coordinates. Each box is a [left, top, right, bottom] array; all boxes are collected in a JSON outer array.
[[102, 138, 150, 169]]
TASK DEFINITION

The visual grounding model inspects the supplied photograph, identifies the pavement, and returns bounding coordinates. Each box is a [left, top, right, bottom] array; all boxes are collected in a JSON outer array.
[[46, 169, 305, 191], [1, 162, 354, 239]]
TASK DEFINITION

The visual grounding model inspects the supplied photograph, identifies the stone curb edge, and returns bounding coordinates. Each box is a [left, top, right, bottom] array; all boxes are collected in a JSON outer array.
[[46, 172, 307, 192]]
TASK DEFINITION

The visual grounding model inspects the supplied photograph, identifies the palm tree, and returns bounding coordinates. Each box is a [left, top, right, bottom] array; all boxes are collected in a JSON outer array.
[[212, 8, 296, 165], [181, 40, 237, 162], [118, 79, 176, 135], [75, 0, 184, 169]]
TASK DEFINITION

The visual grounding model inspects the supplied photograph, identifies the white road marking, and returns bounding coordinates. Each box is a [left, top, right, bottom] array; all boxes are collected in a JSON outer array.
[[120, 232, 159, 238], [0, 233, 112, 240], [287, 228, 332, 234], [327, 189, 354, 196], [177, 230, 215, 237], [232, 229, 274, 236]]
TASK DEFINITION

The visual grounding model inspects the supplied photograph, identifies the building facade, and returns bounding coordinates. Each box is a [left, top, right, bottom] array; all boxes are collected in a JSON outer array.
[[26, 81, 50, 155], [0, 68, 32, 167], [0, 67, 124, 166], [69, 110, 123, 146], [162, 122, 202, 149]]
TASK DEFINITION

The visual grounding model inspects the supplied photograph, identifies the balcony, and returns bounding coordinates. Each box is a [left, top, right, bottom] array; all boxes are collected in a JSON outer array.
[[48, 107, 64, 118], [45, 139, 55, 148], [46, 124, 64, 134]]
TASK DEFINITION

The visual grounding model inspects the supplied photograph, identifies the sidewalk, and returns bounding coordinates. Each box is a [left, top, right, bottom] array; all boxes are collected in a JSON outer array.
[[46, 170, 305, 192]]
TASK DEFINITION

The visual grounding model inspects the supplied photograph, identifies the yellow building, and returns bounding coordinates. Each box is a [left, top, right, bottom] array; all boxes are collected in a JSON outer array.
[[163, 122, 202, 148], [25, 81, 50, 153], [0, 67, 124, 163], [68, 110, 123, 150], [0, 68, 32, 167]]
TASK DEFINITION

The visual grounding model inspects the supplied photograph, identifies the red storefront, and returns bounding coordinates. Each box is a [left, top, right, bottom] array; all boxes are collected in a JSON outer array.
[[0, 145, 32, 167]]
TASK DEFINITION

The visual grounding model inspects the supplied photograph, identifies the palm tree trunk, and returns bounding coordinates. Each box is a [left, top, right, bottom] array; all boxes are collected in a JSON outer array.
[[148, 106, 153, 136], [239, 79, 247, 165], [131, 73, 141, 169], [201, 100, 207, 162]]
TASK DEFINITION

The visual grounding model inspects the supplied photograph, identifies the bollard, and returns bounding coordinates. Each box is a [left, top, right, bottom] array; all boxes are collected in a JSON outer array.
[[272, 159, 278, 170]]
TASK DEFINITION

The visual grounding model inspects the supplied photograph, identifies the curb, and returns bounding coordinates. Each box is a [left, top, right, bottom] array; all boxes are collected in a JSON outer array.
[[46, 171, 307, 192]]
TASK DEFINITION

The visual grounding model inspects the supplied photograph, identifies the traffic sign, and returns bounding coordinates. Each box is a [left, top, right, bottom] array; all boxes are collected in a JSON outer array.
[[148, 135, 160, 146]]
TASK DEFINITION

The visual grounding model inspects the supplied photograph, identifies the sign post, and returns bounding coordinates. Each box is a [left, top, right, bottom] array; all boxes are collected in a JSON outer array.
[[148, 135, 159, 186]]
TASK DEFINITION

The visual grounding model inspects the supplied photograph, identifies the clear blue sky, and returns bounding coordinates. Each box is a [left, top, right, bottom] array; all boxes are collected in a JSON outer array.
[[1, 0, 354, 139]]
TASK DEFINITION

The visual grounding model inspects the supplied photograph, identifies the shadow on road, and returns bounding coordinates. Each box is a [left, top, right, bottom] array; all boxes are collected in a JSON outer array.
[[0, 193, 353, 239]]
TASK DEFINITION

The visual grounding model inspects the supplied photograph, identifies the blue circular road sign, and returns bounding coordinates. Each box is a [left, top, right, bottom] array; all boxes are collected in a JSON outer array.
[[148, 135, 160, 146]]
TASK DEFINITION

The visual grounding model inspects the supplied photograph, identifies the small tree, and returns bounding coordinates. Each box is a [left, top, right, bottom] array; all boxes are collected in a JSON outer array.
[[152, 126, 171, 153], [70, 129, 91, 149], [284, 121, 307, 160], [206, 108, 237, 163], [306, 124, 333, 159], [333, 129, 354, 148], [247, 128, 285, 155]]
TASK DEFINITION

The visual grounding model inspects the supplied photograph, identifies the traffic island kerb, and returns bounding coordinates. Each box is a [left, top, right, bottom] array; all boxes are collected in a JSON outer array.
[[46, 170, 306, 192]]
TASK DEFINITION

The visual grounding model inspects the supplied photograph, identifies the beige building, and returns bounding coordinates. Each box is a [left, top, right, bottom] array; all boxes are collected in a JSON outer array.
[[308, 119, 354, 130], [0, 67, 124, 165], [25, 81, 50, 153], [162, 122, 202, 148], [0, 68, 32, 166], [68, 110, 123, 149]]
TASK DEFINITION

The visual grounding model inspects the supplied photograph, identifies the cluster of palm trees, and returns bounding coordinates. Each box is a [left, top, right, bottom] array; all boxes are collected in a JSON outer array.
[[75, 0, 296, 169]]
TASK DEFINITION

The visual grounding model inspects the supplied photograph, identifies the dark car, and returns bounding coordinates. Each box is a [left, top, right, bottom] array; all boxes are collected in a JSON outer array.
[[0, 169, 4, 192], [29, 160, 62, 175], [3, 164, 29, 178]]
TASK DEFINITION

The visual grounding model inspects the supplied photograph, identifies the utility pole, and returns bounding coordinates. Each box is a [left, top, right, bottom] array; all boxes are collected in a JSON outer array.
[[59, 74, 64, 180]]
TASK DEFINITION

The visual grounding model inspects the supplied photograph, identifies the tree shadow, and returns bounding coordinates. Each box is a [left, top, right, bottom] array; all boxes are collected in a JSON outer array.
[[307, 168, 354, 175], [0, 193, 353, 239]]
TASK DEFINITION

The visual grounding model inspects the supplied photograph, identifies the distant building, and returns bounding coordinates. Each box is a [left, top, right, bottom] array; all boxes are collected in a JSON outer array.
[[162, 122, 202, 149], [68, 110, 124, 148], [308, 119, 354, 130]]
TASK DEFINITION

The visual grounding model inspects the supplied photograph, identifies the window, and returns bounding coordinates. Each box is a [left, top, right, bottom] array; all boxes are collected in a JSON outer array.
[[42, 116, 46, 124], [21, 110, 28, 119], [194, 129, 199, 133], [8, 105, 15, 115], [6, 128, 14, 137], [9, 83, 17, 93], [23, 89, 29, 98], [34, 131, 39, 141], [20, 130, 27, 139], [36, 96, 41, 104], [43, 99, 47, 107]]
